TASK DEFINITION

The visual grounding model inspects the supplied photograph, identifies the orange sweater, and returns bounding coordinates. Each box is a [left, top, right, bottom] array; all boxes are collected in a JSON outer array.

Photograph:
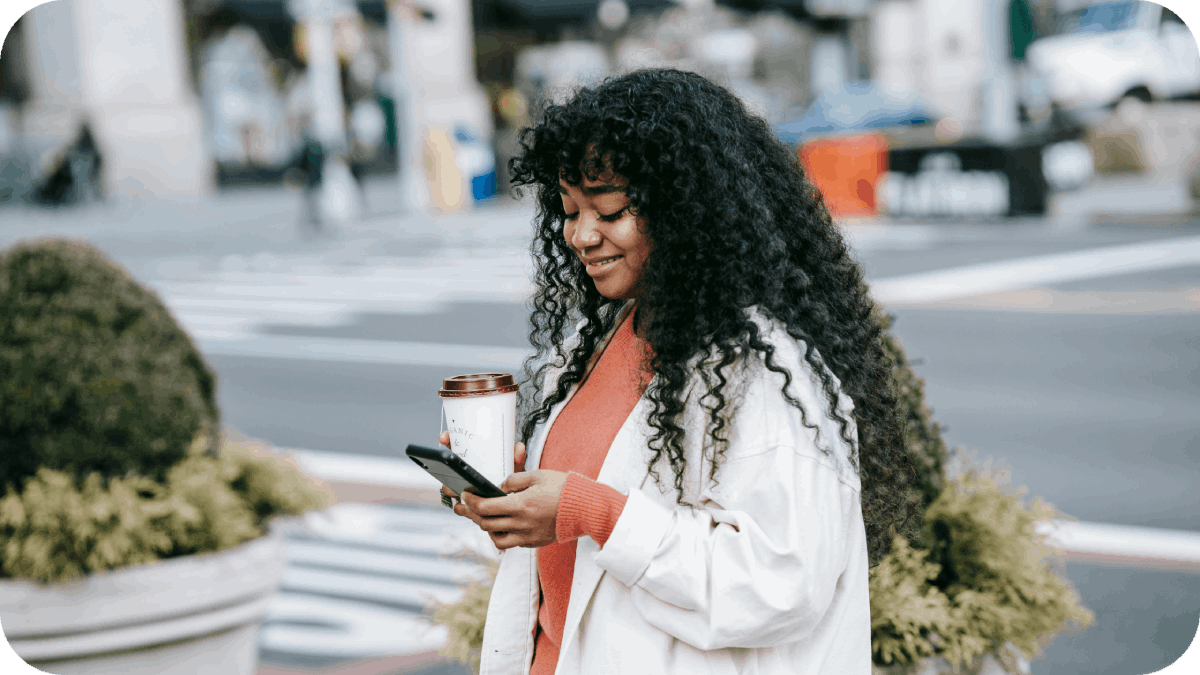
[[530, 309, 651, 675]]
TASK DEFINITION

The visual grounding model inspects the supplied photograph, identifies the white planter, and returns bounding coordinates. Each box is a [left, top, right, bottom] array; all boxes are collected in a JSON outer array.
[[0, 523, 288, 675]]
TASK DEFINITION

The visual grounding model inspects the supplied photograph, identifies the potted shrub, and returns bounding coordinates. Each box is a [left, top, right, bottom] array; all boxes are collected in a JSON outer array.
[[0, 238, 332, 674], [423, 314, 1093, 675]]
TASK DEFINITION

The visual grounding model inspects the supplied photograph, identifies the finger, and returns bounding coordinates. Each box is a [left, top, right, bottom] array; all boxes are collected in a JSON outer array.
[[490, 531, 519, 550], [500, 471, 536, 495], [460, 489, 494, 515], [455, 503, 486, 528], [515, 442, 527, 472], [441, 486, 455, 498], [475, 516, 521, 533], [439, 431, 451, 448]]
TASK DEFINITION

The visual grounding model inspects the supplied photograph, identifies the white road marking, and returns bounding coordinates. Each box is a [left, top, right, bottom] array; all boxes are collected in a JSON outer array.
[[871, 234, 1200, 305], [260, 594, 447, 659], [260, 502, 497, 661], [284, 540, 490, 586], [892, 287, 1200, 314], [1035, 520, 1200, 575], [287, 450, 443, 492]]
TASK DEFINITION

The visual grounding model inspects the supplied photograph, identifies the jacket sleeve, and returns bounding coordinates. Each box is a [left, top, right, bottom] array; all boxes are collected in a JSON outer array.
[[590, 360, 863, 651]]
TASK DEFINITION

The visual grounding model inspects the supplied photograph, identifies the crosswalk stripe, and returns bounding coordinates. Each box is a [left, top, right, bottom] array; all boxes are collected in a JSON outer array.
[[261, 503, 495, 662], [260, 594, 447, 659], [279, 567, 462, 610], [284, 540, 491, 586]]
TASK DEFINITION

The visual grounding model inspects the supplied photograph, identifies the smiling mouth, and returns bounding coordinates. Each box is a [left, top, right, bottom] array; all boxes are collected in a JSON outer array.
[[587, 256, 623, 267]]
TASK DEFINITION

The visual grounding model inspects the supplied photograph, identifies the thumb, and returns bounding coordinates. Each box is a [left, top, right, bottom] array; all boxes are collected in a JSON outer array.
[[515, 442, 527, 472], [501, 470, 537, 495]]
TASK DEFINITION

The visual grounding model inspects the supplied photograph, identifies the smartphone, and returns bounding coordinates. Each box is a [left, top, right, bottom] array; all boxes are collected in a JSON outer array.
[[405, 444, 507, 499]]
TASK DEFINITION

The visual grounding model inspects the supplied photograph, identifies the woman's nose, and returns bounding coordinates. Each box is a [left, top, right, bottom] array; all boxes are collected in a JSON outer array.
[[570, 215, 602, 249]]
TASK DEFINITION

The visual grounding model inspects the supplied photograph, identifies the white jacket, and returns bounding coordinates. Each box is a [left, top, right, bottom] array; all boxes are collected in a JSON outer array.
[[479, 304, 872, 675]]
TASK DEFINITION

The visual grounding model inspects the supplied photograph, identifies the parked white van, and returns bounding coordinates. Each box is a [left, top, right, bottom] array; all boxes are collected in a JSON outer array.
[[1025, 1, 1199, 121]]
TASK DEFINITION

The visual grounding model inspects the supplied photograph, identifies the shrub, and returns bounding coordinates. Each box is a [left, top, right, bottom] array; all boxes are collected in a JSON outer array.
[[870, 464, 1094, 673], [0, 433, 333, 585], [0, 237, 220, 497]]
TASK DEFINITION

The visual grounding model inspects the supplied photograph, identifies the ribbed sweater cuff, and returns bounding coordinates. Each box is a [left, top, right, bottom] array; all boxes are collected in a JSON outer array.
[[556, 472, 629, 547]]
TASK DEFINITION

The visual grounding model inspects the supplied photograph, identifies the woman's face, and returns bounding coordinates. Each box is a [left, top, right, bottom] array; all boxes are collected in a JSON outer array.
[[559, 172, 651, 301]]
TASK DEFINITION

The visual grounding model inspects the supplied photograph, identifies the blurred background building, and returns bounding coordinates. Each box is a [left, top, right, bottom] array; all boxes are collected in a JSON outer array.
[[0, 0, 1197, 216]]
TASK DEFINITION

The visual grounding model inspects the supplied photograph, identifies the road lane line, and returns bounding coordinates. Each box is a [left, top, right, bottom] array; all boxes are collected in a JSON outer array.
[[871, 235, 1200, 305]]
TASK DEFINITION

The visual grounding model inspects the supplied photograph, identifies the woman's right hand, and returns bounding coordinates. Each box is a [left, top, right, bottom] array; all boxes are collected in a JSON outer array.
[[438, 431, 527, 504]]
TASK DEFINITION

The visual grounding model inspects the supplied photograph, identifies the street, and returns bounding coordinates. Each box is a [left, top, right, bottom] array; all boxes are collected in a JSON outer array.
[[1, 181, 1197, 675]]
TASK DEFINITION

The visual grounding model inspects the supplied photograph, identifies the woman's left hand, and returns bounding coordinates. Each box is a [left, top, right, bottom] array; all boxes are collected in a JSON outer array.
[[455, 470, 569, 550]]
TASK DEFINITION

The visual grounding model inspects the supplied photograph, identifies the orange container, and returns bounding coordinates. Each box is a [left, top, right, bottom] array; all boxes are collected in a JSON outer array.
[[798, 134, 889, 218]]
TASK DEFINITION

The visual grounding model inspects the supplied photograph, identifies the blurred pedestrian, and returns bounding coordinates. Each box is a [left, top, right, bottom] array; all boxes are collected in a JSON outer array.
[[347, 98, 387, 218], [293, 128, 325, 233], [439, 68, 919, 675], [34, 121, 103, 207]]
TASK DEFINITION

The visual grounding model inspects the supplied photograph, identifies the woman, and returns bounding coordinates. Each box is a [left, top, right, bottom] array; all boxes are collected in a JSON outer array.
[[438, 68, 917, 675]]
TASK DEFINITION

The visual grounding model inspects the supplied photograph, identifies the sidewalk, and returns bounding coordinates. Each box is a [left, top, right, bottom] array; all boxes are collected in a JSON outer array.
[[0, 180, 540, 280]]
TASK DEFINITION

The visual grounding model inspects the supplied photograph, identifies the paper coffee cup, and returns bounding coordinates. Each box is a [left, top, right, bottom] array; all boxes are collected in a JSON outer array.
[[439, 373, 519, 490]]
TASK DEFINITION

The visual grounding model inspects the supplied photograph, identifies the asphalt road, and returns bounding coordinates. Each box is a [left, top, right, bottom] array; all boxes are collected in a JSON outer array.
[[2, 189, 1197, 675]]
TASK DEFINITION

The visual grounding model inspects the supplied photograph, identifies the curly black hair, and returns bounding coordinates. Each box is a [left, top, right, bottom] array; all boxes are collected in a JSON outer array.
[[509, 68, 917, 566]]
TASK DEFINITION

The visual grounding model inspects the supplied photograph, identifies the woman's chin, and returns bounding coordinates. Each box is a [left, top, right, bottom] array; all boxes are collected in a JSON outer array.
[[588, 269, 640, 300], [593, 279, 633, 300]]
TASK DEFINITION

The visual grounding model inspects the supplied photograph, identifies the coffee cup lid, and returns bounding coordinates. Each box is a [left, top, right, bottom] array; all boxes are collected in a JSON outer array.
[[439, 373, 520, 397]]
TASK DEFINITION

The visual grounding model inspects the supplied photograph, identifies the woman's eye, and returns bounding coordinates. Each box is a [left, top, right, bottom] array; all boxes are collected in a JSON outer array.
[[562, 207, 626, 222], [599, 207, 628, 222]]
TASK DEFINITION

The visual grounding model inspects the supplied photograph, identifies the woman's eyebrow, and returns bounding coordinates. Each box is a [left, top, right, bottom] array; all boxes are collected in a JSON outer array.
[[558, 183, 627, 196]]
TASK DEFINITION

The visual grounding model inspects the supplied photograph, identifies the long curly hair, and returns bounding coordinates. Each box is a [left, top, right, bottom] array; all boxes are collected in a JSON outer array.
[[510, 68, 917, 566]]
